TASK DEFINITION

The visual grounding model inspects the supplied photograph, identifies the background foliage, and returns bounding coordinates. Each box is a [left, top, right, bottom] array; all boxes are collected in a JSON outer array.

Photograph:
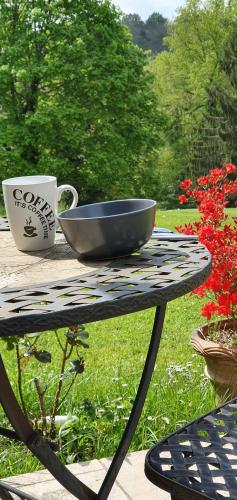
[[1, 0, 237, 207], [150, 0, 237, 207]]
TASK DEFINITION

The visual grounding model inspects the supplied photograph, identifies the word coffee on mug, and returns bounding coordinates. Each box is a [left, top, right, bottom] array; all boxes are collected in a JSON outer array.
[[2, 175, 78, 251]]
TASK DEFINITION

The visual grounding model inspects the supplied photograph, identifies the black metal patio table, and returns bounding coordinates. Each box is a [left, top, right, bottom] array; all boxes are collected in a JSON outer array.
[[0, 218, 211, 500]]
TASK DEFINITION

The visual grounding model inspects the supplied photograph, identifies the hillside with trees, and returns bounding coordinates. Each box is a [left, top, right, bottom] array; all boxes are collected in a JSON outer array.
[[122, 12, 168, 54]]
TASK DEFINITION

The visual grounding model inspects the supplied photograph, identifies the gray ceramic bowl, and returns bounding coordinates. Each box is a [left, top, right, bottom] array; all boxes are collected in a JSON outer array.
[[58, 199, 157, 259]]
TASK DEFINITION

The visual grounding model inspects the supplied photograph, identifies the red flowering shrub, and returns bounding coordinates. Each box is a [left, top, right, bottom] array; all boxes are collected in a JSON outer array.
[[177, 164, 237, 321]]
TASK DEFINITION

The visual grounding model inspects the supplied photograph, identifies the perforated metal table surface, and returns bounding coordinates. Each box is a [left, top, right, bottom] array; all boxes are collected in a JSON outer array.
[[0, 219, 211, 500]]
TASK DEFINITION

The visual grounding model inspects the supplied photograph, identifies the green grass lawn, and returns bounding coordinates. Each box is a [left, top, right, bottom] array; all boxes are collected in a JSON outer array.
[[158, 207, 237, 229], [0, 207, 236, 477]]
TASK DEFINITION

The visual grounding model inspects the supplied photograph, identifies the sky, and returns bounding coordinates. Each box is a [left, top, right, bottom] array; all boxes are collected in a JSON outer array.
[[114, 0, 186, 20]]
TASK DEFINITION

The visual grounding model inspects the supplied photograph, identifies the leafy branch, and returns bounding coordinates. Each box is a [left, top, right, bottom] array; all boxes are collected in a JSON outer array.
[[4, 325, 89, 443]]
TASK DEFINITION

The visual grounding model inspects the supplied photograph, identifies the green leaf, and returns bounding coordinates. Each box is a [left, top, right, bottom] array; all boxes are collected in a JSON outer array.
[[65, 332, 75, 340], [3, 336, 19, 351], [66, 454, 77, 464], [65, 330, 89, 343], [77, 339, 89, 348], [78, 332, 89, 339], [60, 373, 71, 380], [25, 332, 42, 338], [69, 359, 85, 374], [34, 350, 51, 363]]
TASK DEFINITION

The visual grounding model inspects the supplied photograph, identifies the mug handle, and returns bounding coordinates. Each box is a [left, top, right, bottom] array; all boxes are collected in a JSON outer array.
[[57, 184, 78, 212]]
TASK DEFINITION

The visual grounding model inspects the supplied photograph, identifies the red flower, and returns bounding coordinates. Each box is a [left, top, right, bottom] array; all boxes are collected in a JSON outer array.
[[210, 168, 224, 178], [230, 293, 237, 305], [217, 293, 232, 307], [178, 163, 237, 321], [179, 195, 188, 204], [180, 179, 192, 190], [197, 176, 209, 186], [201, 302, 217, 320], [224, 163, 236, 174], [217, 304, 231, 316]]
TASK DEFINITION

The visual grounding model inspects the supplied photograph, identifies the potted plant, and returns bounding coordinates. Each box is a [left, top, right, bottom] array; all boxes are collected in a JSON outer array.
[[177, 163, 237, 402]]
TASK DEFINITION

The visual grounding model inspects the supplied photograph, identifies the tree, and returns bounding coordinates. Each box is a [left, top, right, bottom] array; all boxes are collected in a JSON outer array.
[[150, 0, 236, 206], [0, 0, 163, 203], [122, 12, 167, 54], [213, 19, 237, 166], [121, 13, 143, 27], [145, 13, 167, 53]]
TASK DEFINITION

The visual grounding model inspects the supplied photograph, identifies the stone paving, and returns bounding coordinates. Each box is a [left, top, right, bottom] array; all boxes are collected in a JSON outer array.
[[3, 450, 169, 499]]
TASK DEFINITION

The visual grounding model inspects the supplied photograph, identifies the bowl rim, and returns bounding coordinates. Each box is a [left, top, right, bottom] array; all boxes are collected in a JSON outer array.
[[58, 198, 157, 221]]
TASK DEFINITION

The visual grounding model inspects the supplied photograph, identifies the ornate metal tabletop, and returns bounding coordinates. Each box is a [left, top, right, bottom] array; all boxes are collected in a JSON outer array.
[[0, 218, 211, 500], [0, 232, 211, 338]]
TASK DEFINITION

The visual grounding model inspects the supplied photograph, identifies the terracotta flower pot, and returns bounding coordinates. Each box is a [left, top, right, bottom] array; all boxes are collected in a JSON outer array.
[[191, 319, 237, 403]]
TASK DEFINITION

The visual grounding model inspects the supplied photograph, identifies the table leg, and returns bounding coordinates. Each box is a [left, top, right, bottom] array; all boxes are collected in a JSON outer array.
[[97, 304, 167, 499], [0, 480, 37, 499], [0, 485, 13, 500]]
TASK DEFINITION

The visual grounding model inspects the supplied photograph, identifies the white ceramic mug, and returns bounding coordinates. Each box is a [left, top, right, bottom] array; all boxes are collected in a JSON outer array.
[[2, 175, 78, 251]]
